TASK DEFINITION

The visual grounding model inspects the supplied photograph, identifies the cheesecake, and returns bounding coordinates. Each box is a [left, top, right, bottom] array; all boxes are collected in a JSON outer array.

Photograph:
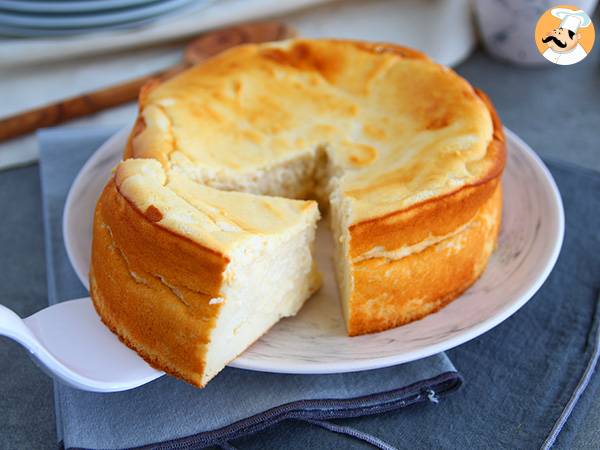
[[91, 39, 505, 386]]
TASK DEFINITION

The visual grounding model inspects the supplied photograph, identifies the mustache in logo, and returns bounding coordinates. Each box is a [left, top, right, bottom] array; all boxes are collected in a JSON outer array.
[[542, 35, 567, 48]]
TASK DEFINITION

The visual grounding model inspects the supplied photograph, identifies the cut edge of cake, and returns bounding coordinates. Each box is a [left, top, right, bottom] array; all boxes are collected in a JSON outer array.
[[90, 159, 321, 387]]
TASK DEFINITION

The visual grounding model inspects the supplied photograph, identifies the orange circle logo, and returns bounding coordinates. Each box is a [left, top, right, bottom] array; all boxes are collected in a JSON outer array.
[[535, 5, 595, 65]]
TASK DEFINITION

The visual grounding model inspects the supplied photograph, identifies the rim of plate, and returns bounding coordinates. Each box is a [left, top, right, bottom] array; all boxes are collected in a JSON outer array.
[[63, 127, 564, 374]]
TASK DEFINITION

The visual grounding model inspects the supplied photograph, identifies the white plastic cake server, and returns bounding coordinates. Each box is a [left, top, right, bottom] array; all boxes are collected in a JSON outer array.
[[0, 297, 163, 392]]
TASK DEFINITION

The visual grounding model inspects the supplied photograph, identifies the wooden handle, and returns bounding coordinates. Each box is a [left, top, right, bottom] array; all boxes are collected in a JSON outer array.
[[0, 21, 294, 143], [0, 65, 184, 142]]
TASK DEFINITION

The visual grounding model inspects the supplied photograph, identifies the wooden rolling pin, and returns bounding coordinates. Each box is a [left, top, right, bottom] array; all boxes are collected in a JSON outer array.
[[0, 22, 294, 143]]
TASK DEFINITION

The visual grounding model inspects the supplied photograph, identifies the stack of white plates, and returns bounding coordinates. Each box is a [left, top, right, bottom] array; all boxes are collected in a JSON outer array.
[[0, 0, 212, 37]]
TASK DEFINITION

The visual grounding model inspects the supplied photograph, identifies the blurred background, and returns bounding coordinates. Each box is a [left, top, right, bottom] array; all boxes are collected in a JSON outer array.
[[1, 0, 597, 171]]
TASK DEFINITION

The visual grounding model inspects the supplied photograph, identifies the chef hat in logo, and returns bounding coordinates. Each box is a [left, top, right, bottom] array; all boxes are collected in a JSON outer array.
[[551, 8, 592, 33]]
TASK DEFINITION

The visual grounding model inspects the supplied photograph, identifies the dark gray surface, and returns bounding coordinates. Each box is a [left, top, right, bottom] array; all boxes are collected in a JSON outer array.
[[0, 166, 56, 449], [0, 45, 598, 449]]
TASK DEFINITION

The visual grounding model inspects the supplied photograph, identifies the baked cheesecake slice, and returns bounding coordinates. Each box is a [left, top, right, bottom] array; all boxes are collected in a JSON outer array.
[[90, 159, 320, 387]]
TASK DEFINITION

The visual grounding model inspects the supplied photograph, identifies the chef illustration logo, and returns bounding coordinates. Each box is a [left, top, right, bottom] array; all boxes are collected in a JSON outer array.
[[535, 5, 595, 65]]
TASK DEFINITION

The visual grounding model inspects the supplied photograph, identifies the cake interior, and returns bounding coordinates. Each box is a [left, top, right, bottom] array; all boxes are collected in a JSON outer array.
[[170, 145, 357, 322], [167, 144, 446, 334], [202, 215, 320, 384]]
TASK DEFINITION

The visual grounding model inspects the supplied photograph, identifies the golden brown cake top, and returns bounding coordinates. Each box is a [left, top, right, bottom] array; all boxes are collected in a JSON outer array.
[[129, 39, 499, 224]]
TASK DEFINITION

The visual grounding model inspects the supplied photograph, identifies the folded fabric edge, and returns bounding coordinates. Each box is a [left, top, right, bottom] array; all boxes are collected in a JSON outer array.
[[68, 370, 460, 450], [540, 291, 600, 449], [37, 129, 69, 446]]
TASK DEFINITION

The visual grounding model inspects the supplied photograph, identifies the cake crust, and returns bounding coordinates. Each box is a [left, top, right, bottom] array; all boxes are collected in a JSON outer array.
[[346, 183, 502, 336], [91, 180, 226, 386]]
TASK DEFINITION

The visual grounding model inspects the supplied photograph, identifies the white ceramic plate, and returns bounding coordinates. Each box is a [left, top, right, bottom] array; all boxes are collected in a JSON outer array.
[[64, 127, 564, 374]]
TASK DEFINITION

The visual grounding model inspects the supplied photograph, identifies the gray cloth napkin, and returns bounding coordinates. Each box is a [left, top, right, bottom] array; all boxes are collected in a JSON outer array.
[[38, 127, 461, 450]]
